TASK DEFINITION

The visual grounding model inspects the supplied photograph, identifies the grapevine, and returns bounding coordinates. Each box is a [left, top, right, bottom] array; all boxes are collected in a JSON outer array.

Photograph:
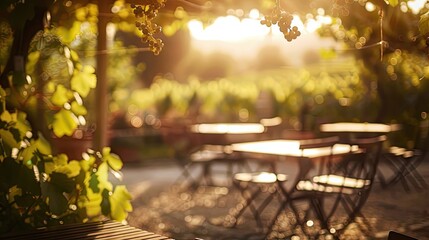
[[131, 0, 166, 55], [260, 1, 301, 42]]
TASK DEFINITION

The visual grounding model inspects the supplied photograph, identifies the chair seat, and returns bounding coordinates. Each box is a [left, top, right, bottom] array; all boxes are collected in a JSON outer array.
[[388, 146, 415, 158], [190, 149, 226, 162], [296, 174, 371, 194], [234, 171, 287, 183], [313, 174, 371, 188], [296, 180, 356, 194]]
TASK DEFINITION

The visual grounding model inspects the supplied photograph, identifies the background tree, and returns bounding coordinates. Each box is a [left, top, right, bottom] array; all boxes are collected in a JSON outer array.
[[310, 0, 429, 147]]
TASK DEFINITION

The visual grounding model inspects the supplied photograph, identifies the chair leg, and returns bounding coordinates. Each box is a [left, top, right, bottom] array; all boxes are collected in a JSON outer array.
[[263, 195, 301, 239], [228, 181, 263, 228], [172, 162, 199, 191], [382, 154, 428, 192]]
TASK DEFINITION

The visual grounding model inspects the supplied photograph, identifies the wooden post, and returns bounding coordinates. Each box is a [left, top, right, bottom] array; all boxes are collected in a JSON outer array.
[[95, 2, 110, 150]]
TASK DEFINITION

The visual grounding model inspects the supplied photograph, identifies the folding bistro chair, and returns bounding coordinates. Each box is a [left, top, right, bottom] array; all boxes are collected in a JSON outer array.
[[380, 146, 428, 191], [378, 120, 429, 192], [159, 118, 231, 190], [229, 136, 340, 236], [294, 135, 387, 239]]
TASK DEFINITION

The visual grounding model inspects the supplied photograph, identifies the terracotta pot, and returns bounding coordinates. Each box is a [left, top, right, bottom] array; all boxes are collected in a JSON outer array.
[[51, 129, 93, 160]]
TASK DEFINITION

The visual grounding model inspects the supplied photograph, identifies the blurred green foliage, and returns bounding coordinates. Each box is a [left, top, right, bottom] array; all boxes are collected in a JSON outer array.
[[0, 1, 132, 235], [132, 57, 364, 125]]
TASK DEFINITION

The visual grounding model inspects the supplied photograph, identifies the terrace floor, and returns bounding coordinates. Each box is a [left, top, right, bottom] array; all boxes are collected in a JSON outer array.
[[123, 158, 429, 240]]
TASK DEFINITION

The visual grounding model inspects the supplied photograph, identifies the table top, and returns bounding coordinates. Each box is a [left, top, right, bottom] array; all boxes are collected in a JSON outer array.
[[231, 139, 356, 158], [320, 122, 401, 133], [190, 123, 265, 134]]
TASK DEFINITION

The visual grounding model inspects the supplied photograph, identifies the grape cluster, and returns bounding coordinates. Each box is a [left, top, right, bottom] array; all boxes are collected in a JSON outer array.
[[131, 1, 166, 55], [260, 8, 301, 42]]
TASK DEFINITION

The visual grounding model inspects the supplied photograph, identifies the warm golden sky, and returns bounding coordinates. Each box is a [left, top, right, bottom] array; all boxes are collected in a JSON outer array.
[[186, 9, 337, 66]]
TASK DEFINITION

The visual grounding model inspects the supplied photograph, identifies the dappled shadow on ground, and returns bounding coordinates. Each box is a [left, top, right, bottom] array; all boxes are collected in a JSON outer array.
[[128, 182, 429, 240]]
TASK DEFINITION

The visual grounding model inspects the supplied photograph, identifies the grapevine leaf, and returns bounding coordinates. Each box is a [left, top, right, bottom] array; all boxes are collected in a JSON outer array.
[[34, 134, 52, 155], [103, 147, 123, 171], [419, 11, 429, 36], [53, 154, 68, 166], [386, 0, 398, 7], [9, 128, 21, 143], [66, 160, 81, 178], [21, 139, 39, 167], [71, 101, 87, 115], [71, 66, 97, 97], [41, 181, 68, 215], [17, 164, 40, 194], [109, 185, 132, 221], [50, 172, 75, 193], [0, 158, 20, 189], [15, 194, 36, 208], [0, 129, 19, 149], [52, 109, 78, 137], [51, 85, 69, 106], [83, 188, 102, 218], [89, 173, 100, 193], [101, 189, 111, 216]]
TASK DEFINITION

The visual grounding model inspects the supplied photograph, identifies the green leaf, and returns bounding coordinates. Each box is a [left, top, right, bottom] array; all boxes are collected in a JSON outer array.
[[101, 189, 111, 216], [15, 194, 36, 208], [386, 0, 398, 7], [52, 109, 78, 137], [50, 172, 75, 193], [17, 164, 40, 194], [53, 154, 68, 166], [70, 101, 87, 115], [0, 129, 19, 149], [89, 173, 100, 193], [21, 139, 39, 166], [109, 185, 132, 221], [41, 181, 68, 215], [71, 66, 97, 97], [66, 160, 81, 178], [9, 127, 21, 143], [34, 134, 52, 155], [51, 85, 70, 107], [419, 11, 429, 36], [0, 157, 21, 189], [103, 147, 123, 171]]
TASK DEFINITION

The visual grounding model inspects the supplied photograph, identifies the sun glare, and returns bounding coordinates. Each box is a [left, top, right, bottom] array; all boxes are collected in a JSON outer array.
[[187, 9, 338, 66], [187, 9, 331, 42], [187, 15, 269, 42], [407, 0, 427, 14]]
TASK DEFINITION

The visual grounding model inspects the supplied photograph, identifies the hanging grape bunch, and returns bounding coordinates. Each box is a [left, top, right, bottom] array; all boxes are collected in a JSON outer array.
[[131, 0, 166, 55], [260, 5, 301, 42]]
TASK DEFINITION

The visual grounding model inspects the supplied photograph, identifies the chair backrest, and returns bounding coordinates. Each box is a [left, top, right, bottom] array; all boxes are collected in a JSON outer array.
[[299, 136, 340, 150], [292, 136, 341, 185], [310, 135, 387, 229], [338, 135, 387, 181], [159, 118, 199, 161]]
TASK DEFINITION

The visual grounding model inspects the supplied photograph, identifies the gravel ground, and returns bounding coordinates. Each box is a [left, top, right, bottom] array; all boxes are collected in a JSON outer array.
[[123, 159, 429, 240]]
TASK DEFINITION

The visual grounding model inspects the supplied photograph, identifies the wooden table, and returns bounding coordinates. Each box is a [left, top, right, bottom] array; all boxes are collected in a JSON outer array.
[[231, 139, 356, 185], [231, 139, 354, 159], [190, 123, 266, 145], [227, 139, 357, 236], [0, 220, 173, 240], [320, 122, 401, 134], [178, 123, 267, 187], [191, 123, 265, 135]]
